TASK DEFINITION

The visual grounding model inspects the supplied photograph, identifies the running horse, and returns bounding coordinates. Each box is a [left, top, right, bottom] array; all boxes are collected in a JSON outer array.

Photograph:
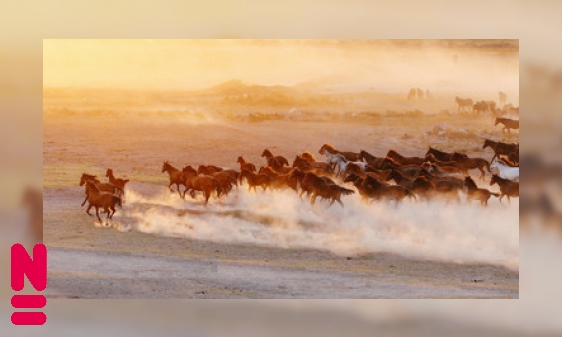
[[490, 174, 519, 204], [482, 139, 518, 162], [261, 149, 289, 170], [463, 176, 499, 206], [318, 143, 361, 162], [161, 161, 185, 198], [494, 117, 519, 134]]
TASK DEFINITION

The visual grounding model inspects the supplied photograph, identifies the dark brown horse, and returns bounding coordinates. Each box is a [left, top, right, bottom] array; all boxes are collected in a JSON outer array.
[[359, 150, 384, 168], [291, 170, 352, 206], [84, 181, 122, 223], [259, 166, 298, 191], [240, 169, 272, 192], [386, 150, 424, 166], [344, 173, 415, 203], [182, 165, 222, 205], [162, 161, 185, 198], [451, 153, 491, 180], [80, 173, 121, 206], [464, 176, 499, 206], [490, 174, 519, 204], [236, 156, 257, 173], [482, 139, 519, 162], [105, 168, 129, 194], [261, 149, 289, 169], [425, 147, 468, 162]]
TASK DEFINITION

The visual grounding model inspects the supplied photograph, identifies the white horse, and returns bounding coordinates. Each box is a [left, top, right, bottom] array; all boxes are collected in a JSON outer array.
[[490, 160, 519, 182], [329, 153, 368, 177]]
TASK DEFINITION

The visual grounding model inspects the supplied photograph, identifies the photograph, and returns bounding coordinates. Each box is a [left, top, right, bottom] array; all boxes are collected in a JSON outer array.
[[43, 39, 519, 299]]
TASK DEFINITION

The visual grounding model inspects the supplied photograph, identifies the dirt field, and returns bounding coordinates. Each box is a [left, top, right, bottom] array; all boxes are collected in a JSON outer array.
[[43, 87, 519, 298]]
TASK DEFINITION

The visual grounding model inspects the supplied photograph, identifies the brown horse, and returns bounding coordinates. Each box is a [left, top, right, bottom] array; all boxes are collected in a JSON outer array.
[[259, 166, 298, 191], [482, 139, 518, 162], [425, 147, 468, 162], [261, 149, 289, 169], [345, 173, 415, 203], [162, 161, 185, 198], [464, 176, 499, 206], [300, 151, 317, 162], [318, 143, 361, 162], [197, 165, 223, 175], [292, 155, 333, 175], [490, 174, 519, 204], [84, 181, 122, 223], [359, 150, 384, 168], [240, 169, 272, 192], [105, 168, 129, 194], [236, 156, 257, 174], [182, 166, 222, 205], [455, 96, 474, 113], [386, 150, 424, 166], [450, 153, 491, 180], [495, 117, 519, 134], [291, 170, 352, 206], [80, 173, 121, 206], [210, 171, 238, 197]]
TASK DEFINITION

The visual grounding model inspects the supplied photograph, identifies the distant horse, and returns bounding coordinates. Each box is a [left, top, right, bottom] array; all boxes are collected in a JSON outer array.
[[84, 181, 122, 223], [490, 160, 519, 182], [80, 173, 121, 206], [482, 139, 519, 162], [105, 168, 129, 194], [161, 161, 185, 198], [464, 176, 499, 206], [236, 156, 257, 174], [455, 96, 473, 113], [499, 91, 507, 107], [318, 143, 361, 162], [495, 117, 519, 134], [407, 88, 417, 100], [416, 88, 424, 100], [490, 174, 519, 204]]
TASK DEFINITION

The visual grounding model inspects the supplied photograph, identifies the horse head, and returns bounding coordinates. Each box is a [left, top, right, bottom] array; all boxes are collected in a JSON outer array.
[[261, 149, 272, 158]]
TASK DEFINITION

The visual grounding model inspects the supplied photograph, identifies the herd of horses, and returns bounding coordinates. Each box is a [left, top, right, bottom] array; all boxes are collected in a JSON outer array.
[[76, 138, 518, 224], [157, 139, 519, 210], [454, 92, 519, 134]]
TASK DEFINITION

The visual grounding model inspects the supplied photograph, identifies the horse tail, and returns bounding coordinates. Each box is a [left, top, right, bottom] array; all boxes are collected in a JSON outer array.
[[491, 192, 500, 198]]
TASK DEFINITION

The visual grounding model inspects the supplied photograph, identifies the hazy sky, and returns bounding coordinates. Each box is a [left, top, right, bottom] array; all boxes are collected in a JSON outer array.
[[44, 39, 518, 94]]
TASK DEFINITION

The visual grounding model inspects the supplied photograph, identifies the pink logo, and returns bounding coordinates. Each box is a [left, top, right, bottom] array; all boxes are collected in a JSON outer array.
[[11, 243, 47, 325]]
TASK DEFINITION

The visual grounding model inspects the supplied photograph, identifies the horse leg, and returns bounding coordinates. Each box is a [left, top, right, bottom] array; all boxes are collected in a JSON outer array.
[[168, 182, 175, 193], [204, 192, 210, 206], [479, 167, 485, 181], [337, 198, 344, 207], [507, 195, 511, 205], [81, 195, 88, 207], [95, 207, 102, 223], [311, 194, 317, 205], [86, 203, 93, 216], [110, 205, 116, 219]]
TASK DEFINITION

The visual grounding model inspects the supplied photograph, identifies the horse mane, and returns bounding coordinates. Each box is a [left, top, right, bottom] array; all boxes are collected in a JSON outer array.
[[82, 173, 97, 178]]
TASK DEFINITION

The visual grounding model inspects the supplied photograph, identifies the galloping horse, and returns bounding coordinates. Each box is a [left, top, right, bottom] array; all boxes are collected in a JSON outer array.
[[161, 161, 185, 197], [84, 181, 122, 223], [482, 139, 519, 162], [451, 153, 491, 180], [494, 117, 519, 134], [80, 173, 121, 206], [455, 96, 473, 113], [386, 149, 424, 166], [236, 156, 256, 173], [240, 169, 272, 192], [182, 165, 222, 205], [318, 143, 361, 162], [261, 149, 289, 169], [464, 176, 499, 206], [490, 174, 519, 204], [105, 168, 129, 194]]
